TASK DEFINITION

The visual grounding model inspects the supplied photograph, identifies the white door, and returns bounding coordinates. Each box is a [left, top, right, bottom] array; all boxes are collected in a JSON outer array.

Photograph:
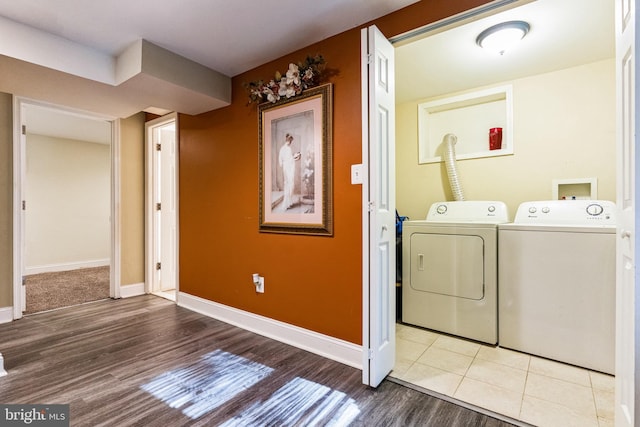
[[361, 25, 396, 387], [615, 0, 637, 425], [17, 104, 27, 315], [146, 113, 178, 296]]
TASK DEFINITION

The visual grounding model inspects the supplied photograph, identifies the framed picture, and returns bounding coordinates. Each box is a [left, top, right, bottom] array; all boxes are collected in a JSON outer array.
[[259, 83, 333, 235]]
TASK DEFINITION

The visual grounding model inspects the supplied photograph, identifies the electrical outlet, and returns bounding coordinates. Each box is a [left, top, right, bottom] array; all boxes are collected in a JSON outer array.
[[256, 277, 265, 293]]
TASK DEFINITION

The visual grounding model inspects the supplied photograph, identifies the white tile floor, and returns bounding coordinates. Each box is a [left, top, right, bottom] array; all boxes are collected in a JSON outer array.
[[391, 323, 615, 427]]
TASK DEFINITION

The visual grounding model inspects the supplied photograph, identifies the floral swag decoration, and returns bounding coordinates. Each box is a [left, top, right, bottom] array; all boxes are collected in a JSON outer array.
[[245, 55, 325, 105]]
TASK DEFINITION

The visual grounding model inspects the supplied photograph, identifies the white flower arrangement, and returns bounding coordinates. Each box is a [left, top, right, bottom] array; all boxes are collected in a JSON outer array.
[[245, 55, 325, 105]]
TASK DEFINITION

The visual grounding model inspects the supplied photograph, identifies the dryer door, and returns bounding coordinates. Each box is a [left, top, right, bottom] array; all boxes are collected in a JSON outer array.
[[409, 233, 484, 300]]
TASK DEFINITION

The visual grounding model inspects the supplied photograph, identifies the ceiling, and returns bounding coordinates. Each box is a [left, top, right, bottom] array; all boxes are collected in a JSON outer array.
[[5, 0, 614, 142], [25, 104, 112, 145], [0, 0, 419, 118], [0, 0, 418, 78], [396, 0, 614, 103]]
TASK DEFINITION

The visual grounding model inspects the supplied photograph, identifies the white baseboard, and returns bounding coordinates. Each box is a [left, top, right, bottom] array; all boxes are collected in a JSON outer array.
[[120, 282, 145, 298], [0, 307, 12, 324], [25, 259, 110, 275], [178, 292, 362, 370]]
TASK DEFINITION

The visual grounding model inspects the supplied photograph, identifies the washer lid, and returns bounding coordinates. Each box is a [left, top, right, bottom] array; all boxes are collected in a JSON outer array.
[[426, 201, 509, 223], [513, 200, 616, 226]]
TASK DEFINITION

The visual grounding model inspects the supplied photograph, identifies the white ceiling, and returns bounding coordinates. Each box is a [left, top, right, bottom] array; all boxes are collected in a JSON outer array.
[[2, 0, 417, 140], [0, 0, 418, 78], [25, 104, 112, 145], [4, 0, 614, 142], [0, 0, 419, 118], [396, 0, 614, 103]]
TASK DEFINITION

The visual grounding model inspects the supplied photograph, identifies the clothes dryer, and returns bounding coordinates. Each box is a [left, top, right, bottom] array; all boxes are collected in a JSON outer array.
[[402, 201, 509, 344], [499, 200, 616, 374]]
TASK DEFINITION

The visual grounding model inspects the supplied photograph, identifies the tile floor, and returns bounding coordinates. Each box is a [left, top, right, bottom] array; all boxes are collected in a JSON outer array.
[[391, 323, 615, 427]]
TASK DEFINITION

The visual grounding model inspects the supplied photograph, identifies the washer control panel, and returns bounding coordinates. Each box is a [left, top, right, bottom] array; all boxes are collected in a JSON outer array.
[[514, 200, 616, 225], [426, 201, 509, 223]]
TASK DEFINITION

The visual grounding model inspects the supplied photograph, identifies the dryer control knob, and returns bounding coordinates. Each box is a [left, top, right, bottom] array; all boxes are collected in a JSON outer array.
[[436, 204, 447, 214], [528, 207, 537, 214], [542, 207, 550, 214], [488, 205, 496, 213]]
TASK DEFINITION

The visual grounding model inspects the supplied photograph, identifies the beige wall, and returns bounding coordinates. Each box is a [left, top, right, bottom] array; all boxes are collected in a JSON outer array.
[[0, 92, 12, 307], [25, 134, 110, 270], [119, 113, 145, 286], [397, 59, 616, 220]]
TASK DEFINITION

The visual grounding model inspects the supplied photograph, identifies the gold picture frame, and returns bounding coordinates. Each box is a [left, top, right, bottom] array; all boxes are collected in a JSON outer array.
[[259, 83, 333, 235]]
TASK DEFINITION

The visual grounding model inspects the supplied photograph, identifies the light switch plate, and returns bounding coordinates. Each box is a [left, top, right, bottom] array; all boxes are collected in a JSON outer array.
[[351, 164, 363, 184]]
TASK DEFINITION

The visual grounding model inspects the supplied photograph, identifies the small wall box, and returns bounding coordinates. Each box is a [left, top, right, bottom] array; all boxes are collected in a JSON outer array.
[[552, 178, 597, 200], [418, 85, 513, 164]]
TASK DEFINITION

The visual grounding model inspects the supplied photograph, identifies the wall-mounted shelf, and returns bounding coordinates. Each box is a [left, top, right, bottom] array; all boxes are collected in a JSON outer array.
[[418, 85, 513, 164]]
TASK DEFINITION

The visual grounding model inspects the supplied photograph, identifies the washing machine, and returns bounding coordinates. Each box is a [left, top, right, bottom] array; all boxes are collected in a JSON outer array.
[[402, 201, 509, 344], [499, 200, 616, 374]]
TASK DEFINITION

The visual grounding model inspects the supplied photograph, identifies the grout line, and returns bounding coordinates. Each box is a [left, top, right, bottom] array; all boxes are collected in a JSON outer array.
[[396, 324, 615, 425], [387, 376, 536, 427]]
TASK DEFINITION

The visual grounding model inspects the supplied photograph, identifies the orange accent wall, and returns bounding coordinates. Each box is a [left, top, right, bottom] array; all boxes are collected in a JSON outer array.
[[179, 0, 491, 345]]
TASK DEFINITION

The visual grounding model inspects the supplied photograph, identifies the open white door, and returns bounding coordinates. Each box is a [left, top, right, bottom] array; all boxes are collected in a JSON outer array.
[[13, 99, 27, 317], [615, 0, 637, 425], [361, 25, 396, 387], [146, 113, 178, 298]]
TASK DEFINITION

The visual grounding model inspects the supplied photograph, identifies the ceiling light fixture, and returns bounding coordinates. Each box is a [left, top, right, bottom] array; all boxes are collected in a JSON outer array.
[[476, 21, 530, 55]]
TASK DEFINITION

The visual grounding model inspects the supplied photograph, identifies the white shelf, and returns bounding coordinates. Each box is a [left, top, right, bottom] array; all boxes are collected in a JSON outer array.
[[418, 85, 513, 164]]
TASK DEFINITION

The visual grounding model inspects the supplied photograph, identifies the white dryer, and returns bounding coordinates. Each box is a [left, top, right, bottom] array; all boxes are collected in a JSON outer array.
[[499, 200, 616, 374], [402, 201, 509, 344]]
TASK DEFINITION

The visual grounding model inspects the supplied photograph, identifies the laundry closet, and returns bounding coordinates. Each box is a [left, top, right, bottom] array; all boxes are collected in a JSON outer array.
[[391, 0, 616, 424]]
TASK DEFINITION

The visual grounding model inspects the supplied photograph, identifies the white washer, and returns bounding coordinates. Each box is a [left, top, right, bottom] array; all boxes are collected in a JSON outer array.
[[499, 200, 616, 374], [402, 201, 509, 344]]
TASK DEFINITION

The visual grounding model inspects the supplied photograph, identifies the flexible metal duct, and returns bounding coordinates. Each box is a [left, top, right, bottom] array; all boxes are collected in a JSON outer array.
[[441, 133, 465, 201]]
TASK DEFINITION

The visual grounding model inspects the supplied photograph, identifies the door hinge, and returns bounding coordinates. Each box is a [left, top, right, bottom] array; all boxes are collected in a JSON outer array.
[[22, 200, 26, 210], [156, 262, 161, 270], [156, 202, 161, 211], [366, 53, 373, 65], [22, 276, 26, 286], [368, 349, 374, 360], [156, 143, 161, 151], [367, 201, 375, 212], [21, 125, 26, 135]]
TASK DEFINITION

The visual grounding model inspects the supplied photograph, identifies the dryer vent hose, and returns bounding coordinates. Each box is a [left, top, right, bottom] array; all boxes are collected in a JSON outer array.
[[441, 133, 465, 201]]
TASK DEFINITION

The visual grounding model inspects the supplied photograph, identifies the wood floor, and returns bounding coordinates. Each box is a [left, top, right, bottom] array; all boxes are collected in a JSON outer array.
[[0, 295, 519, 426]]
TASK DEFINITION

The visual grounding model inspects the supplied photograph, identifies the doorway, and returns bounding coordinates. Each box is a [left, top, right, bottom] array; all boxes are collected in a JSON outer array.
[[145, 113, 178, 301], [13, 98, 119, 318], [365, 0, 622, 425]]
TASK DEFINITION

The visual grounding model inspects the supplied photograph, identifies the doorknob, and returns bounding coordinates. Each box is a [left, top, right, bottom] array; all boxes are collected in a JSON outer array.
[[621, 229, 632, 239]]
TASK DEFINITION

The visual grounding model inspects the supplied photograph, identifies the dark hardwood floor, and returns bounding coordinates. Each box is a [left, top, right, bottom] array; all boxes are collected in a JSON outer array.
[[0, 295, 519, 426]]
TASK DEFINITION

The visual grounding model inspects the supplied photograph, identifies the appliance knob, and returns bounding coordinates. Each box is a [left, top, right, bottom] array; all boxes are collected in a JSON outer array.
[[488, 205, 496, 213], [586, 203, 604, 216], [436, 204, 447, 214], [542, 207, 550, 214], [528, 207, 537, 214]]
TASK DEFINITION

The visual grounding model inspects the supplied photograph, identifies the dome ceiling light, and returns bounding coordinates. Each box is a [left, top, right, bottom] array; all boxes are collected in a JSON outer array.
[[476, 20, 530, 55]]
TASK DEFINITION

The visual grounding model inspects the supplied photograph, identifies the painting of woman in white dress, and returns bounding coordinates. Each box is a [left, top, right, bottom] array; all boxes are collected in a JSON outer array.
[[258, 84, 332, 235]]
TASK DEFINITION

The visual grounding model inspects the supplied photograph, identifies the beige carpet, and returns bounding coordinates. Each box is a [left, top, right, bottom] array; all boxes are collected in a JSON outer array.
[[24, 266, 110, 314]]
